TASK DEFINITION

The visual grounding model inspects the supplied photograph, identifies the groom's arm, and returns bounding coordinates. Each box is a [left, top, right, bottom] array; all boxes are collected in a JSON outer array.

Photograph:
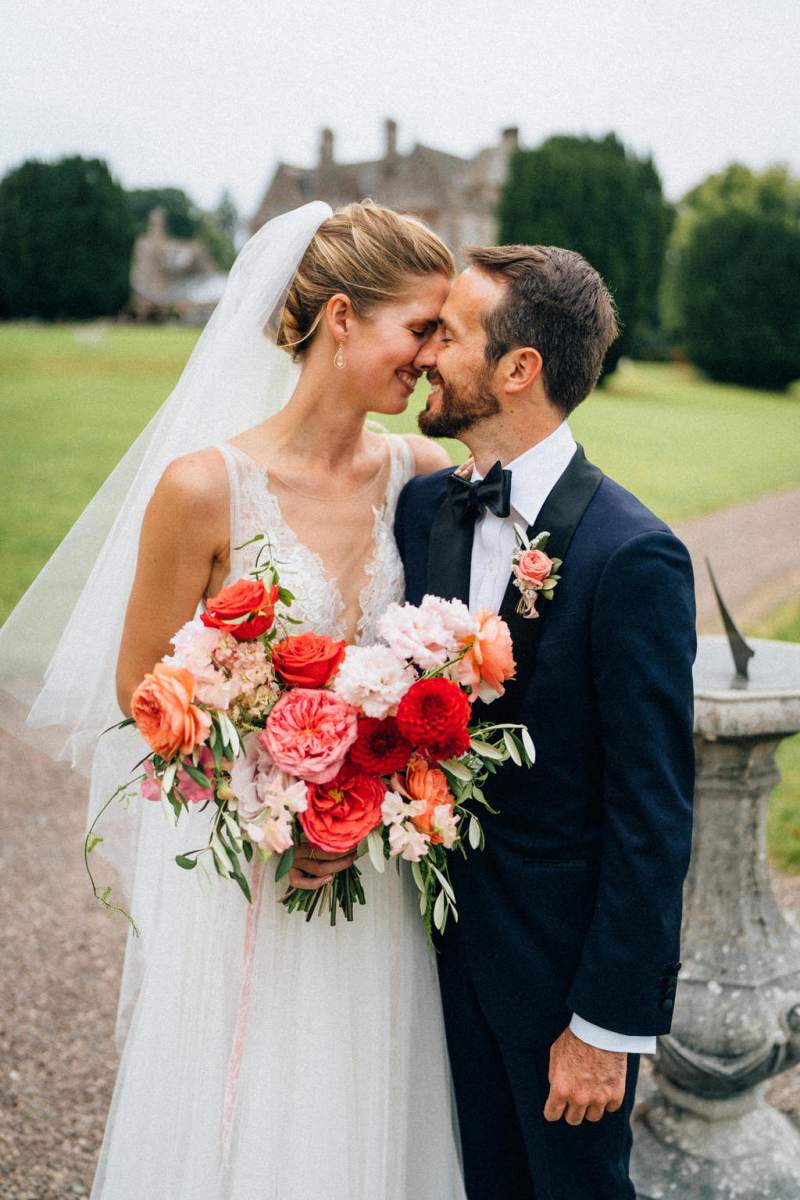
[[566, 528, 696, 1037]]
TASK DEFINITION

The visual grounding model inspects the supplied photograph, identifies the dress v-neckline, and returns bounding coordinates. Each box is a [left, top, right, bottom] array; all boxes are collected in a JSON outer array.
[[224, 439, 396, 645]]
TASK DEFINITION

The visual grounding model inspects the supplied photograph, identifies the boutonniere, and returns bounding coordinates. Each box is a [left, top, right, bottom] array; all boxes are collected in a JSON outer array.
[[511, 525, 562, 619]]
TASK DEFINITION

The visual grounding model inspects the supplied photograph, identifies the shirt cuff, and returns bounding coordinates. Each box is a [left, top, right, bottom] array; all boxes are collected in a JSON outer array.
[[569, 1014, 657, 1055]]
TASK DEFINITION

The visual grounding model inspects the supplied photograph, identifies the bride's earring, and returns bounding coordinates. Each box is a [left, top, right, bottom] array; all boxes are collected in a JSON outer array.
[[334, 340, 346, 369]]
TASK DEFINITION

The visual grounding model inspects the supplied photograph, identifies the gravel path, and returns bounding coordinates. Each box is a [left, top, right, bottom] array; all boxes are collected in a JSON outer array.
[[674, 486, 800, 633], [3, 488, 800, 1197]]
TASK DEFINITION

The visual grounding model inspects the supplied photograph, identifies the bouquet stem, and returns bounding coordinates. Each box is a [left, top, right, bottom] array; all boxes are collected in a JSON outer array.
[[281, 863, 366, 925]]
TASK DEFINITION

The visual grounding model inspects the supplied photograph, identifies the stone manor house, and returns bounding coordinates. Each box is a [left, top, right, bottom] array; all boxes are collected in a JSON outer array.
[[250, 118, 520, 255], [130, 120, 518, 318]]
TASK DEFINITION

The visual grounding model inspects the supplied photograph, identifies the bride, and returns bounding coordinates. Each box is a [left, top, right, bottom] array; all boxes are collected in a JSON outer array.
[[0, 200, 467, 1198]]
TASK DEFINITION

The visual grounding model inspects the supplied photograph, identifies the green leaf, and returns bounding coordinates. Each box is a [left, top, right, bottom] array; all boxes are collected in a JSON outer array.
[[175, 854, 198, 870], [503, 730, 522, 766], [419, 890, 428, 916], [410, 859, 426, 893], [162, 760, 178, 795], [441, 757, 472, 781], [521, 726, 536, 764], [182, 762, 212, 789], [366, 828, 386, 874], [278, 587, 295, 606], [433, 888, 446, 932], [242, 840, 253, 862], [234, 872, 253, 904], [469, 738, 505, 760], [222, 811, 243, 849], [275, 845, 295, 882], [86, 834, 104, 854], [431, 864, 456, 905], [468, 816, 481, 850]]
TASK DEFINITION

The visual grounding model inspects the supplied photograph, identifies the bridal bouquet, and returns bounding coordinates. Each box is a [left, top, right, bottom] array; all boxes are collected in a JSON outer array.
[[85, 538, 534, 938]]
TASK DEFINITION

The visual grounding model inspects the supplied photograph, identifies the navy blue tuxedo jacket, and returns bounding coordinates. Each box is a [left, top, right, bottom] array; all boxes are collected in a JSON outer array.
[[394, 446, 696, 1044]]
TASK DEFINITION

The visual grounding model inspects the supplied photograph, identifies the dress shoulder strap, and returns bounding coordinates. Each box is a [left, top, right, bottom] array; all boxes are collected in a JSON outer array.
[[385, 434, 416, 509]]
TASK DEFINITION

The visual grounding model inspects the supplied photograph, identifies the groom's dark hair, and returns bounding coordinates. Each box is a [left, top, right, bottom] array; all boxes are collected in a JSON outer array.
[[464, 244, 618, 416]]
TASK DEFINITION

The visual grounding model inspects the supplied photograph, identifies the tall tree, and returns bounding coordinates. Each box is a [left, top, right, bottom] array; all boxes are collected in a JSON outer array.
[[498, 134, 673, 376], [0, 156, 135, 319], [663, 164, 800, 390], [127, 186, 199, 239]]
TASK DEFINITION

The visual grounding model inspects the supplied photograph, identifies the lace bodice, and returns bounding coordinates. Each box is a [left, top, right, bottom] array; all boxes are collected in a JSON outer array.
[[216, 435, 415, 645]]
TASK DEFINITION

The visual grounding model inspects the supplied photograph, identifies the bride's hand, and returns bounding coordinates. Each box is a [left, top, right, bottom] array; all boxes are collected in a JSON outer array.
[[288, 844, 357, 890]]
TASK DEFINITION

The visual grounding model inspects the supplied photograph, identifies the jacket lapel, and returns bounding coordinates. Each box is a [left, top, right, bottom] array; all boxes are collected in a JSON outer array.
[[481, 445, 604, 721], [426, 471, 474, 604]]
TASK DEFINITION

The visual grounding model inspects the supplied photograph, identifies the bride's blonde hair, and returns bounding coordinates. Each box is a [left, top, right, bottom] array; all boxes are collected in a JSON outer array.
[[275, 200, 454, 359]]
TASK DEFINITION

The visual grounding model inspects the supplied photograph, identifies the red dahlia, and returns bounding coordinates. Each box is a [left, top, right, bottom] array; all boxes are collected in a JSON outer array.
[[349, 716, 413, 775], [396, 677, 471, 761]]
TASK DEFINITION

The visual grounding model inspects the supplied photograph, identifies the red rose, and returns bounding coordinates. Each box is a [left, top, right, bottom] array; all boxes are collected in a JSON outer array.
[[272, 632, 347, 688], [396, 677, 471, 761], [201, 578, 279, 641], [349, 716, 413, 775], [300, 763, 385, 853]]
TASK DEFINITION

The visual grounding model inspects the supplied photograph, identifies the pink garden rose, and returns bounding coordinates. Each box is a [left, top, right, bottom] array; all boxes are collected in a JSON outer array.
[[514, 549, 553, 589], [260, 688, 358, 784]]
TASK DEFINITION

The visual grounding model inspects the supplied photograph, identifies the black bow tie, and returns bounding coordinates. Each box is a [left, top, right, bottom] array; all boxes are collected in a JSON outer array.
[[446, 460, 512, 521]]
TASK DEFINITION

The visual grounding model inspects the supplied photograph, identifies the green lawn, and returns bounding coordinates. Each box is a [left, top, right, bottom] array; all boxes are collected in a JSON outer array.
[[751, 599, 800, 874], [2, 324, 799, 622]]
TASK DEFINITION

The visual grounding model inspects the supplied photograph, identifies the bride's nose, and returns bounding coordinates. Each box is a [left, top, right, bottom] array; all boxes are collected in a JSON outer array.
[[413, 332, 439, 373]]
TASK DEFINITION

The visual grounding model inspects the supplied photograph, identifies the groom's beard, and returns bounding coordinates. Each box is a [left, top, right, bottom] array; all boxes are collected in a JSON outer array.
[[417, 366, 501, 438]]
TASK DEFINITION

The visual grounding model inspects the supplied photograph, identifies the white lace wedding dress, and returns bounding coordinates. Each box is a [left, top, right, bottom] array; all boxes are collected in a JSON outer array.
[[91, 434, 466, 1200]]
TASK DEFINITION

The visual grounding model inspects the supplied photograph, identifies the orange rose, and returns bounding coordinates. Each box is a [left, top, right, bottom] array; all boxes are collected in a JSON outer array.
[[131, 663, 211, 759], [456, 608, 516, 703], [272, 632, 347, 688], [404, 753, 454, 843], [201, 578, 279, 641], [300, 763, 385, 853]]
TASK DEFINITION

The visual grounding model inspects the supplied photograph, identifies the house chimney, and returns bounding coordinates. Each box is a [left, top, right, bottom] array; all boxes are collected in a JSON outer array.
[[501, 126, 520, 152], [384, 118, 398, 162], [319, 127, 335, 166]]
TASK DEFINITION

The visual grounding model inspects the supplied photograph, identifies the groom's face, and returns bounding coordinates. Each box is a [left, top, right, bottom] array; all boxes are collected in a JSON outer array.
[[414, 268, 506, 438]]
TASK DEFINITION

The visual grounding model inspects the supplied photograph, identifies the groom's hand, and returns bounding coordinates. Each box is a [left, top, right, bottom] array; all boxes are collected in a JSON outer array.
[[544, 1027, 627, 1126]]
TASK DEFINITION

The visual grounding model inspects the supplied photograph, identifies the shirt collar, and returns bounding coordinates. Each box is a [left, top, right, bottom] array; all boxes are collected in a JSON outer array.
[[471, 421, 577, 526]]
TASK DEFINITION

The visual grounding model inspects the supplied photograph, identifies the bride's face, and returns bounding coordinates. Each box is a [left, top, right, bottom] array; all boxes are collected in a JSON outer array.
[[345, 273, 452, 415]]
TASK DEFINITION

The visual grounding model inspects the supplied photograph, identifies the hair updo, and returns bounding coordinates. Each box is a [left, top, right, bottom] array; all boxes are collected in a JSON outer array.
[[275, 200, 455, 359]]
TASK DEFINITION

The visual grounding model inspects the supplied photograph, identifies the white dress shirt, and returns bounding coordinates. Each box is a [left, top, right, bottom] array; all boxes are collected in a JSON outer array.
[[468, 421, 657, 1056]]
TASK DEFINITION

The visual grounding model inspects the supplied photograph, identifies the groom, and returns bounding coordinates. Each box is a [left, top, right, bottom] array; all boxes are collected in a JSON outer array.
[[393, 246, 696, 1198]]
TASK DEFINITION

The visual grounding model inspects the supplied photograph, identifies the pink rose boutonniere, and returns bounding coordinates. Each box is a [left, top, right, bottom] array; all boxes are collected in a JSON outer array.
[[511, 525, 562, 619]]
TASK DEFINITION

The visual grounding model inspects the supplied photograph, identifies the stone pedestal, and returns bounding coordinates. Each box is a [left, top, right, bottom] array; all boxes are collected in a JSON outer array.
[[631, 637, 800, 1199]]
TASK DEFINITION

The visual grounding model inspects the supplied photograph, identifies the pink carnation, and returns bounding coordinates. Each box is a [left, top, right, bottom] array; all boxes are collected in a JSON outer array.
[[332, 644, 416, 718], [165, 620, 240, 710], [377, 595, 477, 671], [260, 689, 358, 784]]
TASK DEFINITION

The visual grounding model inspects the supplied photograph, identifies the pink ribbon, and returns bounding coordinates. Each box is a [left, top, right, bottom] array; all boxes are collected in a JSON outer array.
[[222, 857, 265, 1164]]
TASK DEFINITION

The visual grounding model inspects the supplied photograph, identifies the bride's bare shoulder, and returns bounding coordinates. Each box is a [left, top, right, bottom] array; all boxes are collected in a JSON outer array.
[[401, 433, 452, 475], [153, 446, 229, 522]]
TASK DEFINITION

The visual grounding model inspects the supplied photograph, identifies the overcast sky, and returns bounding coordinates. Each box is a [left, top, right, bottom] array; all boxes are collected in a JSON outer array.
[[3, 0, 798, 220]]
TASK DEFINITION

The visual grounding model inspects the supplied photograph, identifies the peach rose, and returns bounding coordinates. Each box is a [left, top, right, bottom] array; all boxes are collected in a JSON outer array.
[[456, 608, 517, 703], [260, 688, 358, 784], [404, 753, 455, 844], [131, 663, 211, 760], [514, 549, 553, 589]]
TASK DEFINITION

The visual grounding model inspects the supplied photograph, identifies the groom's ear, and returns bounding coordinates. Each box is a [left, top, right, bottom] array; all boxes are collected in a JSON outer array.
[[503, 347, 543, 395]]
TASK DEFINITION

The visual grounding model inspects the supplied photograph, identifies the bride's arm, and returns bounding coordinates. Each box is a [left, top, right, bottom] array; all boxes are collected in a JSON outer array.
[[115, 449, 230, 715]]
